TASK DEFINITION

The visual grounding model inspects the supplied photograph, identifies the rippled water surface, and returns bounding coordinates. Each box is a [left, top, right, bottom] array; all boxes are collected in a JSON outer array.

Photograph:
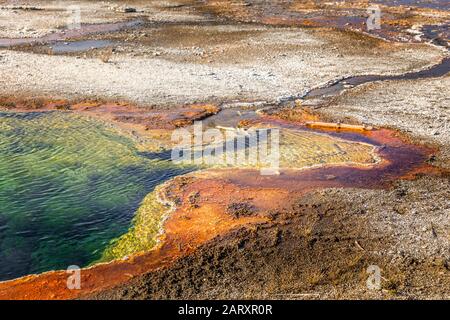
[[0, 112, 187, 281]]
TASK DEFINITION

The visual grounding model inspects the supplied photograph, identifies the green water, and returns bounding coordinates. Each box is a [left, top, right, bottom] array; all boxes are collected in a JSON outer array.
[[0, 111, 187, 281]]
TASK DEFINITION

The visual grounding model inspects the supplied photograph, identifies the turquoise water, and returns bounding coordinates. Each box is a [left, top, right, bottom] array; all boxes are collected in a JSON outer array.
[[0, 111, 187, 281]]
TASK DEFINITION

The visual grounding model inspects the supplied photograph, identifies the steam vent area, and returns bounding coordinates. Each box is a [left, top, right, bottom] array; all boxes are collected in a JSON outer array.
[[0, 0, 448, 300]]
